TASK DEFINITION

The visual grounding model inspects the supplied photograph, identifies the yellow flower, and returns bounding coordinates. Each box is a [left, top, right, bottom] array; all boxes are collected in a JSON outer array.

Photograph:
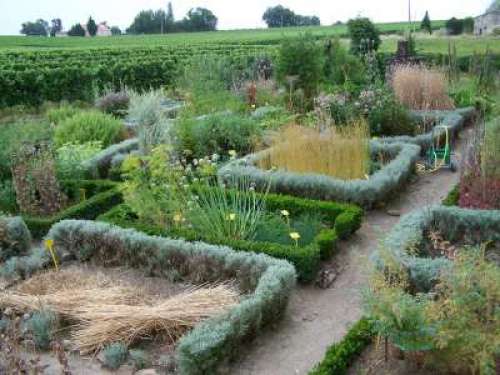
[[280, 210, 290, 217], [228, 150, 237, 157], [289, 232, 301, 240], [44, 239, 54, 250], [227, 213, 236, 221], [251, 104, 256, 109], [173, 213, 184, 223]]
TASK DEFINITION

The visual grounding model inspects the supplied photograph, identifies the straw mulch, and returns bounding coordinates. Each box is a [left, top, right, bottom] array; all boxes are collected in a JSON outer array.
[[0, 268, 238, 354]]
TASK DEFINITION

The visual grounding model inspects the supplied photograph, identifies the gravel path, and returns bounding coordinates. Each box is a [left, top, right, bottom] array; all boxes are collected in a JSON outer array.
[[226, 132, 470, 375]]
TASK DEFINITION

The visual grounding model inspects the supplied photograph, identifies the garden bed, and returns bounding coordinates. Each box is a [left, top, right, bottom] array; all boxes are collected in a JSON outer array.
[[218, 141, 420, 207], [381, 107, 476, 152], [40, 219, 296, 374], [21, 180, 122, 238], [98, 191, 363, 282], [376, 205, 500, 292]]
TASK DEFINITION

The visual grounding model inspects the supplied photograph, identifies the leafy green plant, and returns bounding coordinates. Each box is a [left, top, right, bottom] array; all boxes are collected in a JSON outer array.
[[26, 310, 58, 350], [56, 141, 103, 180], [46, 104, 80, 125], [277, 33, 324, 109], [174, 112, 260, 159], [189, 177, 268, 242], [54, 110, 124, 148], [103, 342, 128, 369], [0, 180, 17, 213], [128, 90, 172, 154], [0, 119, 53, 179], [324, 39, 366, 87], [347, 17, 381, 55]]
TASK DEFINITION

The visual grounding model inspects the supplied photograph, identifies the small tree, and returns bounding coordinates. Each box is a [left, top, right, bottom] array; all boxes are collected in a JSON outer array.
[[347, 17, 381, 55], [67, 23, 86, 37], [277, 33, 324, 109], [110, 26, 122, 35], [446, 17, 464, 35], [421, 11, 432, 34], [87, 17, 97, 36], [20, 19, 48, 36], [462, 17, 474, 34], [49, 18, 62, 37]]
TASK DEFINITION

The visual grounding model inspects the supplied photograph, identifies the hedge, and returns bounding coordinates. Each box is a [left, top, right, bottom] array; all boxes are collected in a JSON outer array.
[[375, 205, 500, 291], [98, 191, 363, 282], [380, 107, 476, 152], [83, 138, 139, 179], [0, 215, 31, 261], [46, 219, 296, 375], [22, 180, 122, 238], [309, 318, 375, 375], [218, 141, 421, 207]]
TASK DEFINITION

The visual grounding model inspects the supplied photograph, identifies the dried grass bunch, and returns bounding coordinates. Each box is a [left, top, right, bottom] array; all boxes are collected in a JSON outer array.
[[392, 64, 455, 110], [0, 268, 238, 354], [260, 120, 370, 180]]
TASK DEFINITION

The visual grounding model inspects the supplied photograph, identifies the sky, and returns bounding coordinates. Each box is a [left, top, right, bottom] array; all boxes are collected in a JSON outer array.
[[0, 0, 493, 35]]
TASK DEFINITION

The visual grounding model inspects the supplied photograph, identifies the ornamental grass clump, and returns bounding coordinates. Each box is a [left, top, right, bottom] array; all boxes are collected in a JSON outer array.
[[392, 65, 455, 110], [260, 120, 370, 180]]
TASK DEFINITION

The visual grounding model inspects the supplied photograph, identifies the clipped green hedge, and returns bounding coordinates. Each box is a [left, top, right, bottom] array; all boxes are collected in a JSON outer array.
[[0, 215, 31, 261], [382, 107, 476, 152], [46, 219, 296, 375], [98, 191, 363, 282], [309, 318, 375, 375], [442, 184, 459, 206], [22, 180, 122, 238], [218, 141, 420, 207], [375, 205, 500, 291]]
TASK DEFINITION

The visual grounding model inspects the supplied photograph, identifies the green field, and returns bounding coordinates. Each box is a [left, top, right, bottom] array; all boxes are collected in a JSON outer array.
[[0, 21, 446, 50]]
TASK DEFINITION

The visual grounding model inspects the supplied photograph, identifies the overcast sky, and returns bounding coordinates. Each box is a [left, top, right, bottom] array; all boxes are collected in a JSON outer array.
[[0, 0, 492, 35]]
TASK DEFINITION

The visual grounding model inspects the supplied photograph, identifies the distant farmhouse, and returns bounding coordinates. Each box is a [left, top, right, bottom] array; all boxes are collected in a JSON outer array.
[[475, 0, 500, 35], [56, 22, 111, 37]]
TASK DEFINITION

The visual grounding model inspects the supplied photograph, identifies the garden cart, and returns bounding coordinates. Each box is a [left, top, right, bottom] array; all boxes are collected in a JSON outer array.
[[426, 125, 456, 172]]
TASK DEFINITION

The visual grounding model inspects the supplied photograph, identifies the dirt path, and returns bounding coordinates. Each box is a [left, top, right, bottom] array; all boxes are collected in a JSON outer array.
[[226, 132, 470, 375]]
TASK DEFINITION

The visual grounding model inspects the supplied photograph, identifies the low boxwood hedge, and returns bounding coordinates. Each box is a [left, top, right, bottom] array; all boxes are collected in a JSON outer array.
[[218, 141, 420, 207], [382, 107, 476, 153], [98, 191, 363, 282], [22, 180, 122, 238], [309, 317, 375, 375], [375, 205, 500, 292], [46, 219, 296, 375]]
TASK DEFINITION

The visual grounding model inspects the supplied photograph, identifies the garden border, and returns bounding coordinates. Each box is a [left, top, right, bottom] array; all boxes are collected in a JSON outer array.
[[46, 219, 296, 375], [218, 141, 421, 207], [381, 107, 476, 152], [376, 205, 500, 291], [98, 191, 363, 282], [22, 180, 122, 238], [308, 317, 375, 375]]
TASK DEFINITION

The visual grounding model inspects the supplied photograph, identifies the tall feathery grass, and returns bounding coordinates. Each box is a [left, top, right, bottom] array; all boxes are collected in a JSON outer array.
[[392, 64, 455, 110], [260, 120, 370, 180]]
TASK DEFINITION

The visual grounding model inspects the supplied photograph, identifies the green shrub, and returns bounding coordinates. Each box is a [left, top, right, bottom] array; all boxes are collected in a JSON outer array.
[[442, 185, 459, 206], [54, 110, 124, 148], [366, 90, 415, 137], [309, 318, 375, 375], [46, 104, 80, 125], [129, 349, 151, 370], [277, 33, 324, 107], [0, 119, 53, 179], [0, 216, 31, 261], [103, 343, 128, 369], [347, 17, 381, 55], [324, 39, 366, 87], [174, 113, 260, 158], [56, 141, 103, 180], [95, 91, 130, 117], [26, 310, 57, 350], [0, 180, 18, 213]]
